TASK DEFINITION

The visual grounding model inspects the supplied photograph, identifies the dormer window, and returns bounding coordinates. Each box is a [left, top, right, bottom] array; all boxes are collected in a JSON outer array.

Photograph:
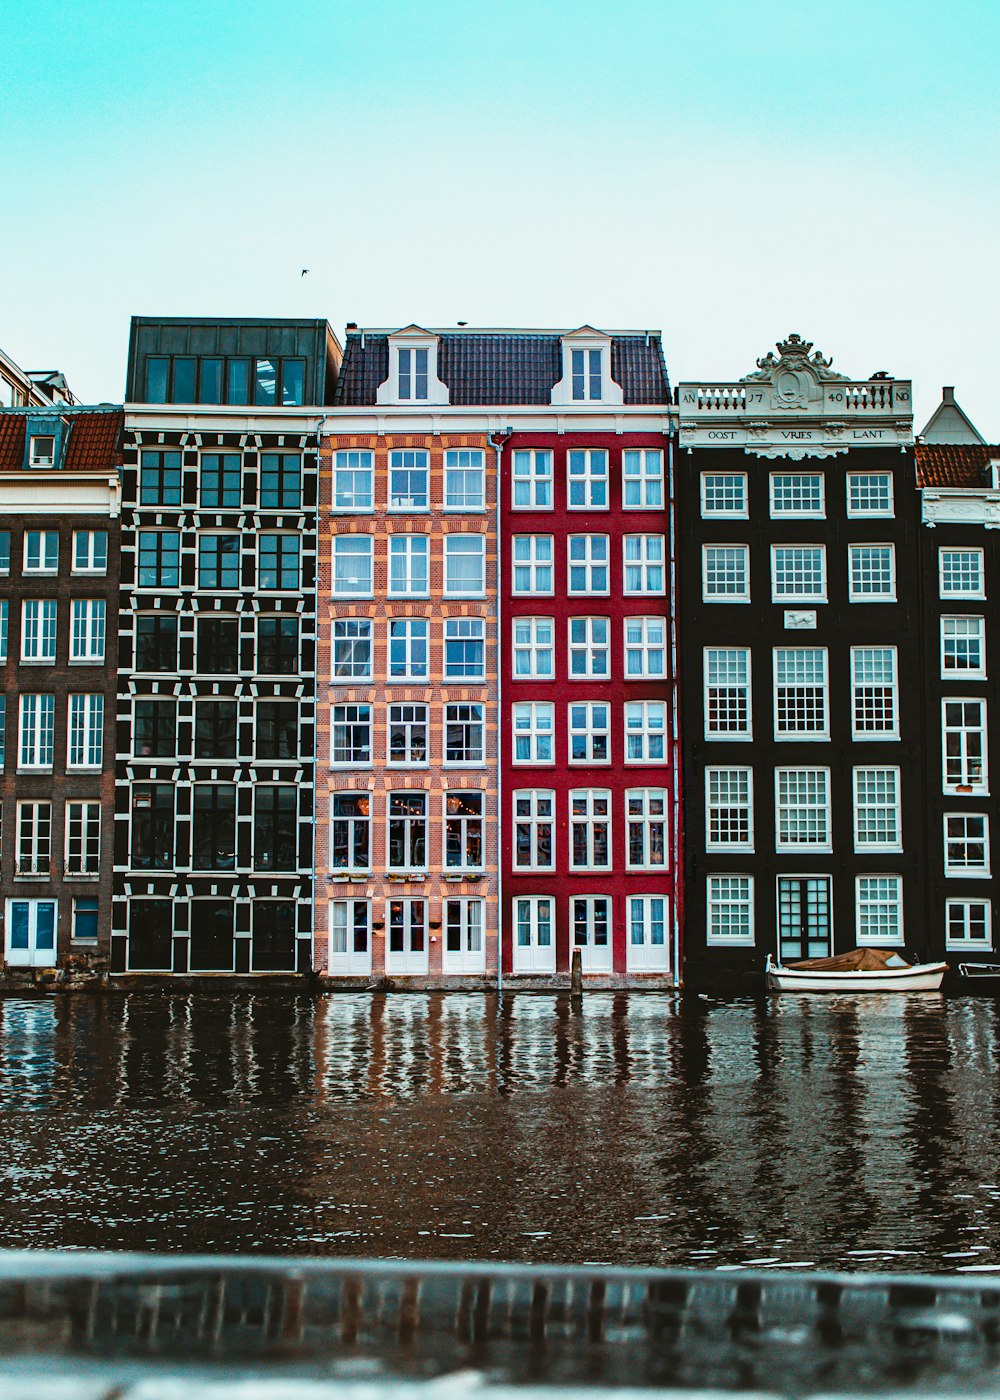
[[29, 435, 55, 467], [399, 347, 429, 401], [572, 349, 603, 402], [551, 328, 623, 407], [377, 326, 449, 406]]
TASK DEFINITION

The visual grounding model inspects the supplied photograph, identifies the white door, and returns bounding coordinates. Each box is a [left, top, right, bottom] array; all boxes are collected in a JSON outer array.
[[328, 899, 372, 976], [386, 899, 429, 975], [5, 899, 58, 967], [512, 896, 556, 974], [442, 899, 486, 974], [625, 895, 670, 973], [571, 896, 613, 972]]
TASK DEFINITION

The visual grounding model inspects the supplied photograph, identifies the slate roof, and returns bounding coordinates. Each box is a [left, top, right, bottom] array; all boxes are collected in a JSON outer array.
[[916, 443, 999, 488], [333, 331, 670, 406], [0, 409, 124, 472]]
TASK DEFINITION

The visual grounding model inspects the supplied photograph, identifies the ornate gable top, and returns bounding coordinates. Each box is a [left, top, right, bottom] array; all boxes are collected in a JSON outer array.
[[743, 333, 849, 386]]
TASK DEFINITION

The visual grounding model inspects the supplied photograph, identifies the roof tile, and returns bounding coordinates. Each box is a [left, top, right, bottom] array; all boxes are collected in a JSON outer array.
[[0, 410, 123, 473], [916, 443, 998, 488]]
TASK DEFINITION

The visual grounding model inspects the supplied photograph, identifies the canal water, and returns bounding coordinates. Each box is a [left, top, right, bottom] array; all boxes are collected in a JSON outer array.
[[0, 991, 998, 1273]]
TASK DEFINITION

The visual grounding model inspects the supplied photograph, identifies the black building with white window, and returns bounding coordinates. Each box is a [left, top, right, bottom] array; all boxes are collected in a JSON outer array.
[[676, 335, 927, 987], [112, 317, 340, 978]]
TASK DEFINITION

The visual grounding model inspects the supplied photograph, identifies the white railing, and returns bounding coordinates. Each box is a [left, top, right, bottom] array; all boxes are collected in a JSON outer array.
[[679, 380, 910, 415]]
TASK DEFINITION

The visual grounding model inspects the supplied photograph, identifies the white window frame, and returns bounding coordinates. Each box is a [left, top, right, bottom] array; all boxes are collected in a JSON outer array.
[[773, 647, 830, 741], [28, 434, 56, 468], [512, 535, 554, 595], [512, 702, 554, 764], [769, 473, 825, 518], [568, 701, 610, 764], [855, 875, 904, 946], [625, 616, 666, 679], [385, 896, 429, 974], [444, 617, 485, 680], [700, 472, 748, 519], [329, 794, 371, 872], [567, 534, 609, 595], [848, 544, 896, 602], [16, 800, 52, 875], [704, 647, 752, 740], [70, 599, 106, 663], [330, 703, 373, 767], [513, 790, 555, 870], [566, 449, 609, 510], [20, 599, 57, 663], [387, 793, 428, 873], [775, 767, 832, 852], [513, 617, 554, 679], [444, 534, 486, 597], [847, 472, 894, 518], [570, 346, 604, 402], [625, 788, 668, 870], [444, 703, 485, 767], [0, 599, 6, 665], [626, 894, 669, 972], [570, 895, 613, 971], [65, 801, 101, 877], [388, 703, 429, 767], [23, 530, 58, 574], [944, 813, 991, 877], [388, 534, 430, 597], [623, 449, 664, 509], [705, 768, 754, 852], [67, 693, 104, 770], [942, 698, 989, 794], [511, 449, 552, 510], [941, 616, 986, 679], [946, 898, 993, 951], [513, 895, 556, 973], [624, 700, 667, 764], [72, 530, 108, 574], [388, 618, 428, 681], [331, 449, 374, 512], [851, 646, 899, 740], [624, 534, 666, 595], [388, 448, 430, 511], [328, 898, 372, 974], [707, 875, 755, 945], [442, 897, 486, 974], [331, 618, 373, 681], [853, 767, 902, 852], [770, 545, 827, 603], [939, 547, 985, 600], [569, 788, 612, 871], [331, 535, 374, 597], [444, 792, 485, 872], [568, 616, 610, 680], [703, 544, 750, 602], [396, 345, 429, 402], [444, 448, 485, 511], [19, 693, 55, 770]]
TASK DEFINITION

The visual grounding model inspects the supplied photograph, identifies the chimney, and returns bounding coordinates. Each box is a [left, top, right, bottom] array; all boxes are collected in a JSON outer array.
[[942, 386, 956, 403]]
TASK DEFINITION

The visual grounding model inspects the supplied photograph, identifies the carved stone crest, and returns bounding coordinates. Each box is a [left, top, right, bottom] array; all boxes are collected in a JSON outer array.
[[742, 333, 849, 411]]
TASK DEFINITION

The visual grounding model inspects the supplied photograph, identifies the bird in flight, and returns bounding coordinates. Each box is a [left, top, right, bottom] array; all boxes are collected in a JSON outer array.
[[301, 269, 310, 277]]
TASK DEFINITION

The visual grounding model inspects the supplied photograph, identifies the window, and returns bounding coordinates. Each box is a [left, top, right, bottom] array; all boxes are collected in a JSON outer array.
[[849, 545, 896, 601], [194, 700, 238, 759], [397, 346, 429, 401], [445, 448, 485, 509], [0, 696, 5, 769], [258, 534, 300, 591], [705, 648, 751, 738], [331, 704, 372, 765], [28, 434, 56, 467], [941, 616, 986, 677], [943, 700, 988, 792], [512, 450, 552, 509], [172, 358, 197, 403], [567, 449, 608, 508], [774, 648, 829, 739], [260, 454, 301, 510], [706, 769, 753, 851], [570, 789, 611, 869], [569, 617, 609, 678], [851, 646, 898, 739], [703, 545, 750, 601], [199, 533, 241, 589], [332, 618, 372, 680], [139, 450, 182, 506], [623, 449, 663, 509], [333, 450, 374, 511], [388, 704, 428, 765], [946, 899, 992, 950], [389, 535, 429, 596], [848, 473, 893, 517], [137, 531, 180, 588], [72, 898, 99, 942], [444, 618, 485, 679], [444, 535, 486, 596], [256, 617, 299, 674], [771, 546, 827, 602], [199, 453, 241, 508], [330, 793, 370, 870], [19, 694, 54, 769], [73, 530, 108, 573], [390, 618, 429, 680], [192, 785, 237, 870], [513, 618, 554, 678], [70, 599, 106, 663], [626, 789, 667, 869], [775, 768, 831, 850], [255, 701, 298, 760], [701, 473, 748, 518], [625, 617, 666, 677], [0, 600, 6, 664], [130, 785, 174, 869], [445, 791, 484, 869], [853, 767, 901, 851], [513, 536, 553, 594], [944, 814, 990, 876], [388, 792, 427, 870], [512, 702, 554, 764], [253, 786, 298, 871], [24, 530, 58, 573], [444, 899, 485, 971], [0, 531, 9, 572], [624, 700, 666, 763], [514, 790, 555, 869], [624, 535, 665, 594], [569, 702, 609, 763], [389, 449, 429, 510], [445, 704, 484, 765], [769, 473, 824, 517], [21, 600, 57, 662], [68, 694, 103, 769], [331, 536, 373, 596], [134, 615, 178, 672], [197, 616, 239, 673], [134, 699, 177, 758], [707, 875, 754, 944], [568, 535, 609, 594], [856, 876, 903, 945], [940, 548, 984, 599], [387, 898, 427, 966], [571, 347, 603, 400], [65, 802, 101, 876], [16, 801, 51, 874], [571, 896, 611, 967]]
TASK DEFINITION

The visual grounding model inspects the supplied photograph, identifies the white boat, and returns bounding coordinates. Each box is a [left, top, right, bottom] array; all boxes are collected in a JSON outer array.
[[765, 950, 948, 993]]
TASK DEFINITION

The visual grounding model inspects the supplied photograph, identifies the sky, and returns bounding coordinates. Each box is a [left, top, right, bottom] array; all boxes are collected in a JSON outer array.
[[1, 0, 998, 432]]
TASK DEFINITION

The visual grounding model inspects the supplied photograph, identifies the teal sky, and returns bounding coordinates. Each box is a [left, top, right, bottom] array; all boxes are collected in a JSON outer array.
[[2, 0, 997, 430]]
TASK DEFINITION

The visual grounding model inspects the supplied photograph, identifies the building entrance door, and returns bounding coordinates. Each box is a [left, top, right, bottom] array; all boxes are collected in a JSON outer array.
[[512, 897, 556, 974], [625, 895, 669, 973], [5, 900, 57, 967], [386, 899, 429, 975], [778, 877, 832, 962], [571, 896, 613, 972], [329, 899, 372, 976]]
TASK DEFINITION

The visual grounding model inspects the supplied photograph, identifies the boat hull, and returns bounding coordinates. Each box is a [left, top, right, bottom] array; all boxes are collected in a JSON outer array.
[[765, 955, 947, 993]]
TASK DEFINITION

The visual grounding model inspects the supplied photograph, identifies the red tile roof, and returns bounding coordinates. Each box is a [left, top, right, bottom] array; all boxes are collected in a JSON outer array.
[[916, 443, 998, 488], [0, 410, 123, 473]]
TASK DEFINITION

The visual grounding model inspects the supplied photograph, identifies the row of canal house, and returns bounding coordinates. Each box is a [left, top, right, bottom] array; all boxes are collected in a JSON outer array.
[[0, 316, 996, 987]]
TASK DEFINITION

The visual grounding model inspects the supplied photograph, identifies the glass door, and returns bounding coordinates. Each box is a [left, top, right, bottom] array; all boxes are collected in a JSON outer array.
[[442, 899, 486, 974], [5, 900, 57, 967], [512, 897, 556, 974], [386, 899, 429, 975], [778, 877, 832, 961], [571, 896, 613, 972], [625, 895, 669, 973], [329, 899, 372, 976]]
